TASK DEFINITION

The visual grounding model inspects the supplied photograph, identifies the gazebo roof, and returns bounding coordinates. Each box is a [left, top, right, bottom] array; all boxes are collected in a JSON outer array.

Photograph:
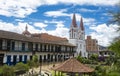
[[52, 58, 94, 73]]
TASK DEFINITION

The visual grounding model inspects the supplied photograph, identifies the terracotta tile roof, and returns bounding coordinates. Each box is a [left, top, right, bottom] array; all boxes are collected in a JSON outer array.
[[0, 30, 31, 42], [52, 58, 94, 73], [31, 33, 75, 46], [32, 33, 68, 42], [0, 30, 75, 46]]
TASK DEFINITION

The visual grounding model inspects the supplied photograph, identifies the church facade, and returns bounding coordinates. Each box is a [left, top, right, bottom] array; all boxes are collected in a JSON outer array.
[[69, 14, 88, 57]]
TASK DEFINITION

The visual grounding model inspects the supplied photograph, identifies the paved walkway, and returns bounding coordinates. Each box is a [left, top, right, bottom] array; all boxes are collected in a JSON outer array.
[[21, 62, 62, 76], [36, 62, 61, 72]]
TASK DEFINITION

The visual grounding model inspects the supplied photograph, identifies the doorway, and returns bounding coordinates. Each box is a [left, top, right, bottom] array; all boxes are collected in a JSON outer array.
[[0, 54, 4, 65]]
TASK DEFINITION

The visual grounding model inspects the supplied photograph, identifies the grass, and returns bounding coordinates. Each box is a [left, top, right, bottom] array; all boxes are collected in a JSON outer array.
[[0, 66, 3, 74], [51, 71, 90, 76]]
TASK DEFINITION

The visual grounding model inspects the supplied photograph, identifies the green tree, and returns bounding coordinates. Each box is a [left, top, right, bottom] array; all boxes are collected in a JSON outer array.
[[109, 40, 120, 56], [108, 1, 120, 73], [32, 54, 38, 63], [32, 55, 39, 67], [15, 62, 29, 72], [27, 55, 39, 68], [27, 55, 39, 75], [90, 54, 98, 61], [27, 60, 35, 69], [2, 65, 15, 76]]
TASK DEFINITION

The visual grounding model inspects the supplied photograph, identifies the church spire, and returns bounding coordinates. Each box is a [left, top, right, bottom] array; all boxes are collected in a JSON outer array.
[[25, 24, 28, 31], [22, 24, 31, 36], [71, 13, 77, 27], [80, 17, 84, 31]]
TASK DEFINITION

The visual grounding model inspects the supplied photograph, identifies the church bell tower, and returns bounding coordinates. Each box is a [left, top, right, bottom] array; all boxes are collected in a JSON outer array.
[[69, 14, 88, 57]]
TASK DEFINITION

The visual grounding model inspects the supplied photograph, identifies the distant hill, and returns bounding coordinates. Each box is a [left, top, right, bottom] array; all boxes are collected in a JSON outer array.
[[99, 45, 107, 51]]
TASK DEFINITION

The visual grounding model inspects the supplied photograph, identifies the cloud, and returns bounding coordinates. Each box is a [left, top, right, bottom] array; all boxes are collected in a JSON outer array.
[[0, 0, 118, 18], [44, 20, 64, 24], [34, 22, 48, 29], [78, 8, 96, 12], [0, 21, 17, 32], [44, 9, 70, 17], [45, 11, 96, 26], [0, 20, 69, 38], [89, 24, 119, 46], [47, 23, 69, 38], [0, 21, 42, 34], [42, 0, 119, 6], [0, 0, 41, 18]]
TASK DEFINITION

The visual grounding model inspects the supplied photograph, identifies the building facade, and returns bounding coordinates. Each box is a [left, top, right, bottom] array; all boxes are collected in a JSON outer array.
[[0, 27, 75, 65], [86, 36, 99, 56], [69, 14, 88, 57]]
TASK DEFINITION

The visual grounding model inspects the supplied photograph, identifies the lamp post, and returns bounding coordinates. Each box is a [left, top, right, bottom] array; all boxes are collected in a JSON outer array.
[[39, 56, 42, 75], [39, 62, 42, 75]]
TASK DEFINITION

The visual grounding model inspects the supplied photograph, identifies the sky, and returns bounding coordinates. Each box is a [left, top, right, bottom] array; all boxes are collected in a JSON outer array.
[[0, 0, 119, 47]]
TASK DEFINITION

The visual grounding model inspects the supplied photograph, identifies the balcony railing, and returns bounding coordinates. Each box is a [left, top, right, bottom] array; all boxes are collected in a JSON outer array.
[[10, 47, 32, 52], [0, 46, 10, 51], [0, 46, 75, 53], [32, 48, 75, 53]]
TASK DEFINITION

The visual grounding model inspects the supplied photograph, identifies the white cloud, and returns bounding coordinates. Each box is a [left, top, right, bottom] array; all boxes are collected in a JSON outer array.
[[0, 21, 41, 34], [44, 9, 70, 17], [0, 0, 41, 18], [0, 22, 17, 31], [0, 0, 118, 18], [0, 20, 69, 38], [84, 18, 96, 25], [78, 8, 96, 12], [89, 24, 119, 46], [42, 0, 119, 6], [47, 23, 69, 38], [15, 19, 24, 22], [45, 11, 96, 26], [35, 22, 69, 38], [34, 22, 48, 29], [44, 20, 64, 24]]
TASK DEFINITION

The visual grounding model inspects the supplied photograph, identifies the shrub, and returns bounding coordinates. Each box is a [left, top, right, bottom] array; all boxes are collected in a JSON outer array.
[[107, 72, 120, 76], [89, 54, 98, 61], [27, 60, 35, 68], [15, 62, 29, 74], [76, 55, 92, 64], [2, 64, 15, 76], [32, 55, 38, 63]]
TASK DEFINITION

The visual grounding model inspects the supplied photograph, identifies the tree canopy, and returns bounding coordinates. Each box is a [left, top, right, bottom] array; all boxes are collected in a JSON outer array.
[[109, 1, 120, 55]]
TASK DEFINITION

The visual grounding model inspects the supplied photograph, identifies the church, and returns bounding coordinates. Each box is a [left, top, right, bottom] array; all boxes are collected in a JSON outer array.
[[69, 14, 88, 57]]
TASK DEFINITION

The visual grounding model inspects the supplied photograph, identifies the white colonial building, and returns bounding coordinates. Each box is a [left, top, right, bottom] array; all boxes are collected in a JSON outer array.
[[69, 14, 88, 57], [0, 26, 75, 65]]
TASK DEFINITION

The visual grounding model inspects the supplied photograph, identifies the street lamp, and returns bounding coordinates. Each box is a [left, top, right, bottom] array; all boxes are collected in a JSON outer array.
[[39, 57, 42, 75]]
